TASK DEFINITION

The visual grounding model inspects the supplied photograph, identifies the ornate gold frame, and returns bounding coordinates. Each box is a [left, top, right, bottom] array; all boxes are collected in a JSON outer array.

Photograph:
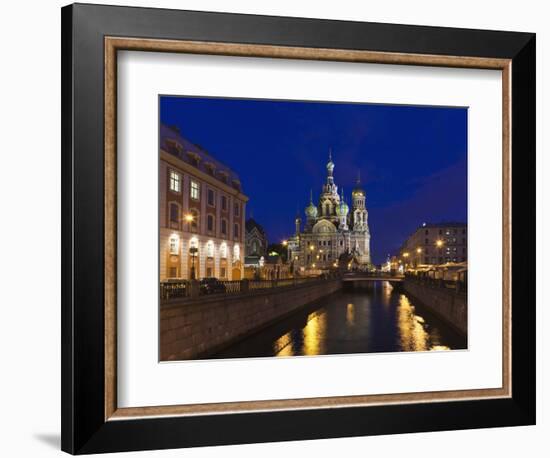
[[104, 37, 511, 421]]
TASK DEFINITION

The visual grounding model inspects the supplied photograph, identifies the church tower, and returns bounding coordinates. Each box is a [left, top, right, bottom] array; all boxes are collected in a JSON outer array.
[[352, 171, 368, 231]]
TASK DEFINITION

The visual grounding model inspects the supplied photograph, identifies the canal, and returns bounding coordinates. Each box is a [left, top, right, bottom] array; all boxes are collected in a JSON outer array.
[[212, 281, 467, 359]]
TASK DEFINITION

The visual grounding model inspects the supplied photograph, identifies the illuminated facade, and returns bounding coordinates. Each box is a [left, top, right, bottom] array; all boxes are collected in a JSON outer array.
[[160, 124, 248, 280], [399, 222, 467, 266], [288, 151, 371, 272]]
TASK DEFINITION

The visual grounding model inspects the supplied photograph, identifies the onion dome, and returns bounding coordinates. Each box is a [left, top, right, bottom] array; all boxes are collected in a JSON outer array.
[[305, 189, 318, 218], [336, 188, 349, 216], [305, 202, 318, 218], [326, 148, 335, 174]]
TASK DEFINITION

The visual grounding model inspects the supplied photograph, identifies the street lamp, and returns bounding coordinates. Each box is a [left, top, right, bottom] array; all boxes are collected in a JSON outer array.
[[189, 246, 198, 280], [436, 239, 444, 248]]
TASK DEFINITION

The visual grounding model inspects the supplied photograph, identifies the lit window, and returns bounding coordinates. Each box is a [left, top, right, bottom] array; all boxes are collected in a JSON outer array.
[[233, 244, 240, 260], [169, 235, 179, 255], [206, 240, 214, 258], [220, 243, 227, 258], [190, 181, 200, 200], [169, 170, 181, 193]]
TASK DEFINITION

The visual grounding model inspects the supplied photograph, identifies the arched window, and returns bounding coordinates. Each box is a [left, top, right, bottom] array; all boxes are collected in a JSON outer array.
[[189, 237, 199, 249], [169, 235, 179, 255], [233, 244, 240, 261], [220, 242, 227, 258], [234, 223, 240, 238], [206, 240, 214, 258]]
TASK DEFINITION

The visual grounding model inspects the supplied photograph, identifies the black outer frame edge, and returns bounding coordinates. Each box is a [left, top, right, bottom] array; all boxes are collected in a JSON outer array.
[[510, 35, 536, 422], [61, 4, 75, 455], [61, 3, 536, 454]]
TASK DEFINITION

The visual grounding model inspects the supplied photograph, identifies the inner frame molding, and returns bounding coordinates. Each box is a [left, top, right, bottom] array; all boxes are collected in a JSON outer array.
[[104, 36, 512, 421]]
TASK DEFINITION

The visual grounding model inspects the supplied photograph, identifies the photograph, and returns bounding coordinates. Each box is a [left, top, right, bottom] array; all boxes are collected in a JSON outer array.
[[159, 95, 468, 361]]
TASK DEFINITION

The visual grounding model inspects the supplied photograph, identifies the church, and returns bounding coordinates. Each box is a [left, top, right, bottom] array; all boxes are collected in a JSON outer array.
[[288, 151, 372, 273]]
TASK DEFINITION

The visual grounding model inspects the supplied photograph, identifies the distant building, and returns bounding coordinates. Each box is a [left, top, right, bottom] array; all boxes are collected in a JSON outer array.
[[288, 150, 371, 274], [244, 217, 291, 279], [159, 124, 248, 281], [399, 222, 467, 266], [245, 217, 268, 258]]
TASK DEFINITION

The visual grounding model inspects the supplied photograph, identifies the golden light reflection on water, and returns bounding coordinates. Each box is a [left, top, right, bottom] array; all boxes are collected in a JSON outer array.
[[269, 291, 454, 358], [302, 310, 327, 355], [398, 294, 451, 352], [397, 294, 426, 352], [346, 303, 355, 326], [273, 310, 328, 356], [273, 332, 294, 356]]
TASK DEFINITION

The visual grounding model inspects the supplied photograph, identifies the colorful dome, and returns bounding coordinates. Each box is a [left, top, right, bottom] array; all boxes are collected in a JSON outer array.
[[326, 148, 335, 174], [305, 202, 318, 218], [336, 200, 349, 216]]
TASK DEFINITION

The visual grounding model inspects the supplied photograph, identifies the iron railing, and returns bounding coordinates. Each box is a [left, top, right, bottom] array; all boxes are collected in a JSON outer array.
[[160, 273, 340, 303]]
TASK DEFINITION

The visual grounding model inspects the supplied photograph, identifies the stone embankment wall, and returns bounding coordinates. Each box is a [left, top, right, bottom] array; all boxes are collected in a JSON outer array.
[[161, 279, 342, 361], [403, 279, 467, 335]]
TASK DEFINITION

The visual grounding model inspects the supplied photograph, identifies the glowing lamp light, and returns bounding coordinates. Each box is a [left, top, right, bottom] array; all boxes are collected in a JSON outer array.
[[184, 213, 194, 223]]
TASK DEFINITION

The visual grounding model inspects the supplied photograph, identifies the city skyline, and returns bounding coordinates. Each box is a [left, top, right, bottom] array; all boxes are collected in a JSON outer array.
[[160, 95, 467, 264]]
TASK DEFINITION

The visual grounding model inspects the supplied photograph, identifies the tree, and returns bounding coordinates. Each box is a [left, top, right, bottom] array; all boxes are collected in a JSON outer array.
[[267, 243, 288, 263]]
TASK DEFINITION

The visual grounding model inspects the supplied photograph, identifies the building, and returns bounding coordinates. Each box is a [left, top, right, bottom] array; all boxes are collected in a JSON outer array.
[[160, 124, 248, 281], [245, 217, 268, 259], [288, 150, 371, 273], [399, 222, 467, 267], [243, 217, 291, 280]]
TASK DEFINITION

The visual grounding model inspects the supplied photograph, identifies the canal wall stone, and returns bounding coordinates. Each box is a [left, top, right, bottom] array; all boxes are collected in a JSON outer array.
[[403, 280, 467, 335], [160, 279, 343, 361]]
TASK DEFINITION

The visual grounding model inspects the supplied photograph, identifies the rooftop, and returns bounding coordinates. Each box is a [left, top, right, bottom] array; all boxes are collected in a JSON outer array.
[[160, 124, 243, 192]]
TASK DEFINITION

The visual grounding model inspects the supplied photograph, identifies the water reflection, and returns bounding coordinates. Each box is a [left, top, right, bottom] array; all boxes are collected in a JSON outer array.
[[346, 303, 355, 326], [213, 282, 464, 359]]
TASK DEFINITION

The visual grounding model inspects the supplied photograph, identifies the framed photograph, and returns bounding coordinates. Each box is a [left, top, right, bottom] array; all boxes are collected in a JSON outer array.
[[61, 3, 536, 454]]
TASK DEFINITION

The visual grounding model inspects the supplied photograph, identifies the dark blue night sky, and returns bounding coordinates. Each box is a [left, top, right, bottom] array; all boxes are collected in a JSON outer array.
[[160, 96, 467, 265]]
